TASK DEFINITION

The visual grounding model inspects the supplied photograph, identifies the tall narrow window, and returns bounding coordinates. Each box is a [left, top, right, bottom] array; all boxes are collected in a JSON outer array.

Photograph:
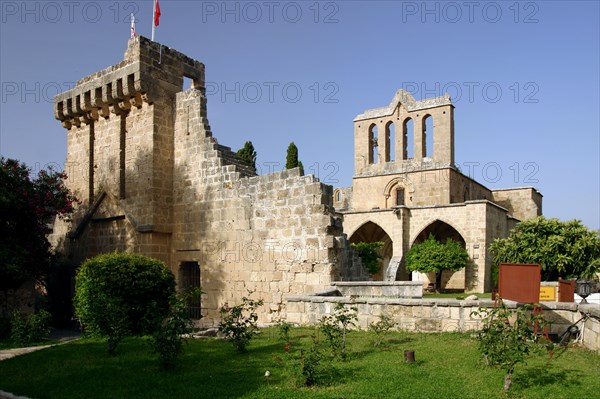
[[386, 121, 395, 162], [368, 124, 379, 164], [180, 262, 201, 319], [403, 118, 414, 159], [396, 188, 405, 206]]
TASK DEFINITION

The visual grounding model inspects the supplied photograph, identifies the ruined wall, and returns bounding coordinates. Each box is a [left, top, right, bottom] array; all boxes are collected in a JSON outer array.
[[333, 187, 352, 210], [170, 88, 368, 324], [492, 188, 542, 221], [448, 170, 494, 203]]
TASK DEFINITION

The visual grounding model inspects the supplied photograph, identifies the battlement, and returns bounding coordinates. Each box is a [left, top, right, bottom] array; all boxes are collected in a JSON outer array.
[[55, 36, 205, 129]]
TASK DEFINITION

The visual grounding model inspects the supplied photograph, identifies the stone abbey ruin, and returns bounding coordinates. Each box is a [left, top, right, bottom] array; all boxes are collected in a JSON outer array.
[[52, 37, 542, 326]]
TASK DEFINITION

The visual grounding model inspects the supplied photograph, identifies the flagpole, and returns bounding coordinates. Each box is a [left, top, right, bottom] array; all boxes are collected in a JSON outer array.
[[130, 13, 136, 38], [151, 0, 156, 41]]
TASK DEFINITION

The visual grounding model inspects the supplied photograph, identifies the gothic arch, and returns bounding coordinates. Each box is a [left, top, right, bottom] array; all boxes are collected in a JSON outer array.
[[385, 121, 395, 162], [408, 219, 468, 290], [334, 189, 342, 202], [422, 114, 434, 158], [348, 221, 393, 281], [368, 123, 378, 164], [402, 117, 414, 159], [410, 219, 466, 247]]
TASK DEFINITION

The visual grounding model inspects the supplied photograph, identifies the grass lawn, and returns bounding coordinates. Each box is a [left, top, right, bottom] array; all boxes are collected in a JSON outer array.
[[0, 328, 598, 399]]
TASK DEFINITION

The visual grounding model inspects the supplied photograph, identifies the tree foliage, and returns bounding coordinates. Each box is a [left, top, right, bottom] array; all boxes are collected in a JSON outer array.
[[285, 142, 304, 174], [489, 216, 600, 281], [219, 296, 264, 353], [236, 141, 257, 170], [351, 241, 384, 275], [472, 302, 554, 391], [74, 252, 176, 354], [285, 142, 299, 169], [150, 288, 200, 370], [405, 234, 468, 289], [319, 302, 358, 361], [0, 158, 77, 291]]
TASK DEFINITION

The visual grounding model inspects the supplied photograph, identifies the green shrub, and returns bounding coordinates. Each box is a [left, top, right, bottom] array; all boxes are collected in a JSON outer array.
[[351, 241, 384, 275], [299, 334, 323, 386], [276, 320, 292, 343], [149, 288, 200, 370], [368, 314, 397, 347], [219, 296, 263, 353], [10, 309, 52, 345], [74, 252, 175, 354], [319, 302, 358, 360]]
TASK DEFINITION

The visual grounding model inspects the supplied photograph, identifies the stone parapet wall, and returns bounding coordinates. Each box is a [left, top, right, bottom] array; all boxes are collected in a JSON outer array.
[[332, 281, 423, 298], [285, 295, 600, 353]]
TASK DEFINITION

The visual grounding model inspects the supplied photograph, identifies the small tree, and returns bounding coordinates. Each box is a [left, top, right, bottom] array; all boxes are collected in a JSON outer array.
[[319, 302, 358, 360], [299, 334, 323, 386], [285, 142, 304, 174], [405, 234, 468, 291], [236, 141, 257, 170], [285, 142, 299, 169], [149, 288, 200, 370], [219, 296, 264, 353], [351, 241, 384, 275], [368, 314, 397, 348], [490, 216, 600, 281], [74, 252, 175, 354], [472, 302, 554, 391]]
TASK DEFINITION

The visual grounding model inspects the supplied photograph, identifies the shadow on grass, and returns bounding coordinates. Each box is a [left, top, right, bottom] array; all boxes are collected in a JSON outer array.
[[512, 364, 585, 390]]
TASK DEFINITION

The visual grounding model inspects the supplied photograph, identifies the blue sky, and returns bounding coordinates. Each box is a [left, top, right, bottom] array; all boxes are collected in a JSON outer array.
[[1, 1, 599, 230]]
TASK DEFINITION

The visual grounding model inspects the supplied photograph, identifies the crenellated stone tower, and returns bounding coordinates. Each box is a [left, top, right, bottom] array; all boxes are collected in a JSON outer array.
[[54, 36, 368, 325]]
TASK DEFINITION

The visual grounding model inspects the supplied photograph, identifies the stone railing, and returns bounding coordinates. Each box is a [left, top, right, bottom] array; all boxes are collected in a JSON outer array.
[[284, 295, 600, 353], [332, 281, 423, 298]]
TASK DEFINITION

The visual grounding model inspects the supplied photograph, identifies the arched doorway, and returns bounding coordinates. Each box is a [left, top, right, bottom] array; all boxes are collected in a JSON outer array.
[[411, 220, 467, 291], [349, 221, 392, 281]]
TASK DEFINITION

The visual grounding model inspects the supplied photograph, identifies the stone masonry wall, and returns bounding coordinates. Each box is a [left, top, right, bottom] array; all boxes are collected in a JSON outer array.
[[171, 87, 368, 324], [492, 188, 543, 221], [286, 295, 600, 353], [53, 37, 369, 327]]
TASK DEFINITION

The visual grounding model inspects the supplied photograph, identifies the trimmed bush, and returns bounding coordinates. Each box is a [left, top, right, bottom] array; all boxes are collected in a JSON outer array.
[[74, 252, 175, 354]]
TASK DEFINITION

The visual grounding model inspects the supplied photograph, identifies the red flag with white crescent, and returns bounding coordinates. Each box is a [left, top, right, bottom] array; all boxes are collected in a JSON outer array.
[[154, 0, 161, 26]]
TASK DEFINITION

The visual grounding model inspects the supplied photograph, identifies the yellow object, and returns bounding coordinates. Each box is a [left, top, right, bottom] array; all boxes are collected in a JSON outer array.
[[539, 286, 556, 301]]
